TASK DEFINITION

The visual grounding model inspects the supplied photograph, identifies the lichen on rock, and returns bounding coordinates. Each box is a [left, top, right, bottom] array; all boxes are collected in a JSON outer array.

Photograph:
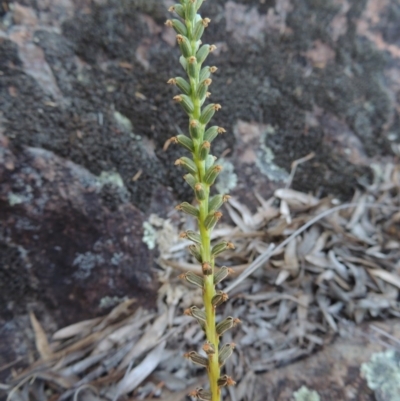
[[142, 214, 178, 254], [215, 158, 238, 194], [293, 386, 321, 401], [361, 350, 400, 401]]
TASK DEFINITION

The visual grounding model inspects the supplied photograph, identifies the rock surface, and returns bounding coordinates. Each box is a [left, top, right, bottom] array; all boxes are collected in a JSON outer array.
[[257, 320, 400, 401], [0, 133, 156, 371], [1, 0, 400, 376]]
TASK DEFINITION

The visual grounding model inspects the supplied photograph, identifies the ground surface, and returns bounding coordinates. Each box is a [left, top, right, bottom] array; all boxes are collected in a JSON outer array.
[[1, 0, 400, 395]]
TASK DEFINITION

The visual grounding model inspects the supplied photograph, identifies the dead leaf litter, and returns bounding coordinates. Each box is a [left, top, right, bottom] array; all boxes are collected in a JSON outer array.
[[2, 163, 400, 401]]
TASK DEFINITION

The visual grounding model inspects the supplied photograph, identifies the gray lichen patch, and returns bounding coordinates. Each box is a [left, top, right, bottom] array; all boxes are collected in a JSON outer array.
[[8, 192, 29, 206], [361, 350, 400, 401], [233, 120, 289, 183], [293, 386, 321, 401], [215, 158, 238, 194], [99, 295, 128, 309], [111, 252, 124, 266], [98, 171, 130, 209], [98, 171, 125, 188], [256, 126, 290, 183], [72, 252, 105, 280], [142, 220, 158, 250], [142, 214, 178, 255]]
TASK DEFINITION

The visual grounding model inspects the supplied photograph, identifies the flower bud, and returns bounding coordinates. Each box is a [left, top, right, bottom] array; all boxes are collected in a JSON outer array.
[[204, 211, 222, 230], [189, 119, 202, 139], [173, 94, 194, 115], [197, 389, 212, 401], [196, 78, 212, 100], [180, 230, 202, 243], [202, 341, 215, 355], [199, 141, 211, 161], [205, 154, 217, 170], [217, 375, 236, 387], [184, 352, 209, 368], [211, 290, 229, 307], [185, 306, 206, 322], [199, 65, 218, 82], [186, 0, 196, 20], [165, 19, 187, 36], [216, 317, 234, 336], [167, 76, 192, 95], [199, 66, 211, 82], [176, 202, 200, 217], [183, 306, 206, 332], [189, 244, 203, 262], [214, 266, 234, 285], [193, 20, 205, 41], [195, 0, 205, 11], [168, 4, 185, 19], [196, 46, 209, 64], [199, 103, 221, 125], [195, 318, 206, 332], [189, 388, 212, 401], [175, 157, 197, 175], [179, 55, 187, 70], [194, 183, 206, 200], [171, 77, 191, 95], [204, 164, 222, 185], [218, 343, 236, 367], [205, 126, 225, 142], [179, 271, 204, 288], [177, 35, 193, 58], [171, 135, 194, 152], [202, 262, 212, 275], [211, 241, 235, 257], [216, 317, 240, 336], [188, 56, 198, 79], [204, 127, 218, 142], [208, 194, 230, 213], [183, 173, 197, 189], [196, 44, 216, 64]]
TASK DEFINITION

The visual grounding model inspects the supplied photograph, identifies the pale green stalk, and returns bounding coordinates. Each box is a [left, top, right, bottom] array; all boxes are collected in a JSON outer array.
[[166, 1, 238, 400]]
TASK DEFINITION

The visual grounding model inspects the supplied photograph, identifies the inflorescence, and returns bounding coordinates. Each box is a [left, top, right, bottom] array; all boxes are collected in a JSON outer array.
[[165, 1, 239, 400]]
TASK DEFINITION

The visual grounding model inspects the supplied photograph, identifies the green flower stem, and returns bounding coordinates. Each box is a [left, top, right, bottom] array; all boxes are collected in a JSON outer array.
[[199, 208, 220, 401], [194, 94, 220, 401], [167, 1, 237, 400]]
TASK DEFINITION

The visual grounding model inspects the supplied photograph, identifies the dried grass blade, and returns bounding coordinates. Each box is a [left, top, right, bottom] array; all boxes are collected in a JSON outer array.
[[118, 312, 168, 370], [228, 196, 260, 228], [316, 297, 337, 332], [368, 269, 400, 289], [284, 238, 299, 275], [95, 299, 137, 331], [328, 250, 349, 280], [30, 312, 52, 361], [58, 351, 108, 377], [114, 341, 166, 396], [226, 203, 252, 232], [52, 317, 102, 341], [274, 188, 318, 206]]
